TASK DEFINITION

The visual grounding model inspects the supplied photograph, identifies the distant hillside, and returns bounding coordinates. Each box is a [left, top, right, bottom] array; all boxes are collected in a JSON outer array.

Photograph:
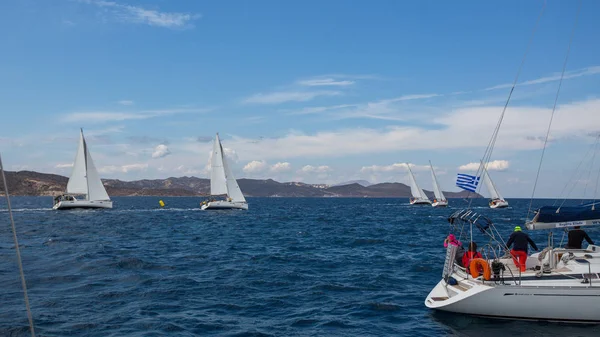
[[0, 170, 482, 198], [333, 180, 372, 187]]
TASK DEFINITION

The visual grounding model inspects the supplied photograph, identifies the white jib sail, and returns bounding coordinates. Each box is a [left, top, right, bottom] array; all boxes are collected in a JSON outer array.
[[83, 134, 110, 201], [483, 168, 502, 200], [210, 134, 228, 196], [221, 142, 246, 203], [430, 162, 445, 201], [407, 164, 429, 200], [66, 130, 89, 195]]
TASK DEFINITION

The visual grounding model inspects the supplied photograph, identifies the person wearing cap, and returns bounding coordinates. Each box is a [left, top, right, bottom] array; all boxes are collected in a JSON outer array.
[[506, 226, 538, 272], [566, 226, 594, 249]]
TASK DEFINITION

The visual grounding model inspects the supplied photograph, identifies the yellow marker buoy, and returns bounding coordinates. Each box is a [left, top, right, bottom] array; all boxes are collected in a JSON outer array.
[[159, 200, 165, 207]]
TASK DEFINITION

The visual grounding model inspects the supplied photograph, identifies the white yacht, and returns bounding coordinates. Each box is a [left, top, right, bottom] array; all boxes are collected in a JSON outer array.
[[53, 129, 112, 210], [483, 168, 508, 209], [429, 161, 448, 207], [407, 164, 431, 205], [201, 133, 248, 210], [425, 209, 600, 323]]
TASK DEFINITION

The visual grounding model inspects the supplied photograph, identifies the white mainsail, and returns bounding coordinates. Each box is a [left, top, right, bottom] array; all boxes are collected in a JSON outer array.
[[65, 130, 110, 201], [66, 131, 88, 195], [210, 134, 228, 196], [407, 164, 429, 200], [483, 168, 503, 200], [209, 133, 246, 202], [429, 161, 445, 201]]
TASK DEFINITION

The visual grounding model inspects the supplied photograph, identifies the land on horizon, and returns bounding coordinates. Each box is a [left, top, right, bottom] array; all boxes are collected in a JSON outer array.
[[0, 170, 481, 198]]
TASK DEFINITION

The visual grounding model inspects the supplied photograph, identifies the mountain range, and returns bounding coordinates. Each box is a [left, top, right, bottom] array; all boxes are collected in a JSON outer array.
[[0, 170, 482, 198]]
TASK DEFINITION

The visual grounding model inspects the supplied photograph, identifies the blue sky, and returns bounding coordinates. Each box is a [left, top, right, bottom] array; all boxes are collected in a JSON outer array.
[[1, 0, 600, 198]]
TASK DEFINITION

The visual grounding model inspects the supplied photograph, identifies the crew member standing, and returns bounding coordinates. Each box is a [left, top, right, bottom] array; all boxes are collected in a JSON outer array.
[[506, 226, 538, 272]]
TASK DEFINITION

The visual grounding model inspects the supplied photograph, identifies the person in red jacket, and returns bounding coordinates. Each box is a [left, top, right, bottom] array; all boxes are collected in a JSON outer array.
[[462, 241, 482, 272]]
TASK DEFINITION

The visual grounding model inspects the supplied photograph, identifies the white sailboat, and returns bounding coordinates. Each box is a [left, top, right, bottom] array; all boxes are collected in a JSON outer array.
[[53, 129, 112, 210], [200, 133, 248, 210], [426, 3, 600, 323], [425, 210, 600, 323], [482, 168, 508, 208], [429, 161, 447, 207], [407, 163, 431, 205]]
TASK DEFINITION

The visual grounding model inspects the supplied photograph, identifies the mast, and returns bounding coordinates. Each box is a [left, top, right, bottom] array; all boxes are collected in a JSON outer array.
[[81, 129, 90, 201]]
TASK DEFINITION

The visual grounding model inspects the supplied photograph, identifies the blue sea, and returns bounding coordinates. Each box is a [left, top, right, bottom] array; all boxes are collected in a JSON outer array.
[[0, 197, 598, 336]]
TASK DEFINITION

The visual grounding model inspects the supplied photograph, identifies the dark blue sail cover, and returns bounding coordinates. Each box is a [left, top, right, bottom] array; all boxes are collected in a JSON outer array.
[[529, 204, 600, 229]]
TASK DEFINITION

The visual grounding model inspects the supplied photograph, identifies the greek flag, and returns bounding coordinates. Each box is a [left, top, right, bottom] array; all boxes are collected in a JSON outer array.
[[456, 173, 480, 192]]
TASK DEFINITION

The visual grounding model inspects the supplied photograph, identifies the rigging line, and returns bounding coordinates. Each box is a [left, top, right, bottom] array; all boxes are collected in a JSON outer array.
[[468, 0, 547, 208], [0, 154, 36, 337], [551, 138, 596, 206], [527, 0, 582, 220], [593, 134, 600, 210], [581, 134, 600, 204]]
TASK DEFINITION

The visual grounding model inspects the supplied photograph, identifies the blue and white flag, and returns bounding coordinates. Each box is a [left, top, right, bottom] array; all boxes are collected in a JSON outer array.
[[456, 173, 480, 192]]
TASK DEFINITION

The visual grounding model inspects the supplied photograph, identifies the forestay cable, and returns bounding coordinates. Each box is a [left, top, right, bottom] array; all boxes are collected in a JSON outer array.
[[0, 154, 36, 337], [469, 0, 547, 207], [527, 0, 583, 220]]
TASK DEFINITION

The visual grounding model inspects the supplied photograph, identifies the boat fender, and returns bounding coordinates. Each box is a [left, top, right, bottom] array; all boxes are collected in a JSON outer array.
[[469, 258, 492, 280], [447, 277, 458, 285]]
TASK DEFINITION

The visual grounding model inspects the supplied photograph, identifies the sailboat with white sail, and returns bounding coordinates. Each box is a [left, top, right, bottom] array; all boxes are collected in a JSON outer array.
[[407, 163, 431, 205], [53, 129, 112, 210], [482, 168, 508, 208], [201, 133, 248, 210], [429, 161, 447, 207], [425, 2, 600, 323]]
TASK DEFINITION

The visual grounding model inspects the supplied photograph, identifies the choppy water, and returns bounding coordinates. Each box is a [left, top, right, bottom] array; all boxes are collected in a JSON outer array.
[[0, 197, 598, 336]]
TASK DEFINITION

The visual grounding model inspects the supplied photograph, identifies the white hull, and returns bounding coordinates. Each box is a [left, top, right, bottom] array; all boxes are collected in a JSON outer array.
[[201, 200, 248, 210], [426, 246, 600, 323], [489, 198, 509, 208], [53, 200, 113, 210], [426, 279, 600, 323], [432, 200, 448, 207], [410, 198, 432, 205]]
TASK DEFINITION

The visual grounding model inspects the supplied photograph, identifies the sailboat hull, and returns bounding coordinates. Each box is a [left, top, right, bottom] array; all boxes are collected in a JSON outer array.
[[53, 200, 113, 210], [201, 200, 248, 210], [425, 278, 600, 323], [489, 199, 509, 208], [432, 200, 448, 207], [410, 199, 432, 205]]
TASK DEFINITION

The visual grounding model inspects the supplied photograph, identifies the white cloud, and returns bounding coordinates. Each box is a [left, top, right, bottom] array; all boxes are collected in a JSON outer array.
[[175, 165, 201, 175], [98, 163, 148, 174], [299, 165, 332, 174], [485, 66, 600, 91], [359, 163, 429, 173], [55, 163, 74, 168], [212, 98, 600, 162], [118, 100, 134, 106], [297, 78, 355, 87], [243, 160, 268, 173], [80, 0, 201, 29], [62, 108, 207, 123], [152, 144, 171, 158], [459, 160, 510, 171], [243, 91, 341, 104], [285, 104, 356, 115], [270, 162, 291, 173]]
